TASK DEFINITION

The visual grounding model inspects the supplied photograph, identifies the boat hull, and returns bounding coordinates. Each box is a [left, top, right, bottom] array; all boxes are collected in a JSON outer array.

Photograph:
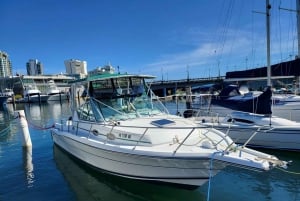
[[211, 125, 300, 151], [17, 95, 49, 103], [51, 129, 225, 187], [47, 94, 69, 101]]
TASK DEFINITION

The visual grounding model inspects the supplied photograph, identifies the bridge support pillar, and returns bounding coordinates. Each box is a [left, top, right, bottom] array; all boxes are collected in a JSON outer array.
[[185, 86, 192, 109], [163, 87, 167, 97]]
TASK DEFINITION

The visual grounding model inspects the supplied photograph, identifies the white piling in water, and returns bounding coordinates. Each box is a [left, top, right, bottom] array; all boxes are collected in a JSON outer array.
[[15, 110, 32, 147]]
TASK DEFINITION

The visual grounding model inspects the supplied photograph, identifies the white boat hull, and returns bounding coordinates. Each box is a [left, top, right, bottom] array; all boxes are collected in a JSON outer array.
[[51, 129, 226, 187], [215, 125, 300, 151], [196, 110, 300, 151], [17, 95, 49, 103], [50, 69, 288, 189], [47, 94, 69, 101]]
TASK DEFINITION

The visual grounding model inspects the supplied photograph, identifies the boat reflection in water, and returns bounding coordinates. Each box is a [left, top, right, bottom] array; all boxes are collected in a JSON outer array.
[[0, 104, 15, 138], [21, 102, 71, 126], [53, 145, 205, 201]]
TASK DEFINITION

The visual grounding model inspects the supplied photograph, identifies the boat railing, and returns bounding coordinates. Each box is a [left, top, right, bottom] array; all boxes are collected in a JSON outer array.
[[172, 128, 196, 156], [132, 127, 149, 151], [192, 109, 280, 150], [55, 118, 234, 153], [193, 109, 222, 125], [241, 125, 275, 148]]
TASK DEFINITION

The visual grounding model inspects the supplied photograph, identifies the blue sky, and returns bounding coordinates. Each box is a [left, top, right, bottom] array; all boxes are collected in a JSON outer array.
[[0, 0, 298, 80]]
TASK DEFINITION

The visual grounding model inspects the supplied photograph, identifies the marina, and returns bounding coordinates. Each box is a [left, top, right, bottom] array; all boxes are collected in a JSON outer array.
[[2, 0, 300, 200], [0, 102, 300, 201]]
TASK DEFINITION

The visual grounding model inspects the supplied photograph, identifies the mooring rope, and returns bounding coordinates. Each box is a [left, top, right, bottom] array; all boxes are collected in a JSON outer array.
[[16, 114, 55, 130], [206, 151, 224, 201], [275, 166, 300, 175]]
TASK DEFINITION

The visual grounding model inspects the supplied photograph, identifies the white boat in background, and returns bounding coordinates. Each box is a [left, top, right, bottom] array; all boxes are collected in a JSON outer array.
[[195, 110, 300, 151], [2, 88, 14, 97], [17, 84, 49, 103], [0, 88, 14, 106], [192, 0, 300, 151], [46, 80, 69, 101], [272, 93, 300, 107], [51, 65, 288, 188]]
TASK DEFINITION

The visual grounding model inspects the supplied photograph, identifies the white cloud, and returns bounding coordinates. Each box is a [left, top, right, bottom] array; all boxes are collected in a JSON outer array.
[[143, 30, 256, 77]]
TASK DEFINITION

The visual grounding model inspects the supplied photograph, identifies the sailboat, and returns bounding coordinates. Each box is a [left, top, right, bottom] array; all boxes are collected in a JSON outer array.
[[194, 0, 300, 151]]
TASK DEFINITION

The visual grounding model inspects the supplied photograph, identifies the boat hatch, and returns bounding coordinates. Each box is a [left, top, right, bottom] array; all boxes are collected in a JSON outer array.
[[151, 119, 175, 127]]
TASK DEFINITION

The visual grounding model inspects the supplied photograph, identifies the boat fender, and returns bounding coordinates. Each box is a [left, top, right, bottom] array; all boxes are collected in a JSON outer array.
[[201, 140, 214, 149], [92, 129, 99, 136], [107, 133, 116, 140]]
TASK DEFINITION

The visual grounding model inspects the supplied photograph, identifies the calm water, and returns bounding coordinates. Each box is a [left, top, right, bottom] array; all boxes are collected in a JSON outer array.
[[0, 102, 300, 201]]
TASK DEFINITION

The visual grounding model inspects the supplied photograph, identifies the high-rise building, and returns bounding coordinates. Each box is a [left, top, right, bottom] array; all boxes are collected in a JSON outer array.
[[0, 51, 12, 77], [64, 59, 87, 76], [26, 59, 43, 75]]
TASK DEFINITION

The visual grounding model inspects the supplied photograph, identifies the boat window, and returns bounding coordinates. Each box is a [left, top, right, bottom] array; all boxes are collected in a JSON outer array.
[[90, 79, 114, 99], [86, 77, 167, 120], [91, 98, 134, 121], [227, 118, 254, 124], [77, 102, 96, 122]]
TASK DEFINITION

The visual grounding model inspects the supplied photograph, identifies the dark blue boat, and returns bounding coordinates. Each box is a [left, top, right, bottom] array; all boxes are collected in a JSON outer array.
[[211, 85, 272, 115]]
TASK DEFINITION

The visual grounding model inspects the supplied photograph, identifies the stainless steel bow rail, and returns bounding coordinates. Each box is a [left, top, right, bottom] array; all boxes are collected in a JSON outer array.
[[55, 118, 234, 153]]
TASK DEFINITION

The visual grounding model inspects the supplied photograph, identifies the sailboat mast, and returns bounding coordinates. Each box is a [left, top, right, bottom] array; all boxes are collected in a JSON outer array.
[[297, 0, 300, 58], [266, 0, 271, 87]]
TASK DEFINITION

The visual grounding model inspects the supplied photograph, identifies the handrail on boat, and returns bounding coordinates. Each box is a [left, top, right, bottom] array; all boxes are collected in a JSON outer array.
[[132, 128, 149, 151], [194, 110, 274, 151], [54, 118, 234, 154], [172, 128, 195, 156], [241, 125, 275, 148]]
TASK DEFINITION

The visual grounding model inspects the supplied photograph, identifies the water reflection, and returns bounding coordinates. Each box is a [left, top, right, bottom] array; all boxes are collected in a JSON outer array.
[[14, 102, 72, 128], [0, 104, 15, 139], [53, 145, 205, 201], [205, 150, 300, 201], [23, 146, 35, 188]]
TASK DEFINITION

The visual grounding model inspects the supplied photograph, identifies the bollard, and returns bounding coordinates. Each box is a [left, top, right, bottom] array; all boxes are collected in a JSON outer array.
[[15, 110, 32, 147]]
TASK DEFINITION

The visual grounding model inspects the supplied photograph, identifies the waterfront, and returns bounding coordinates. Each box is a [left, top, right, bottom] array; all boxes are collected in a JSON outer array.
[[0, 102, 300, 201]]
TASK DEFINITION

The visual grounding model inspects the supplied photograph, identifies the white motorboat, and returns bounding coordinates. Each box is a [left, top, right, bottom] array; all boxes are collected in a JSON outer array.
[[51, 66, 287, 188], [46, 80, 69, 101], [0, 88, 14, 106], [195, 110, 300, 151], [272, 93, 300, 107], [17, 84, 49, 103]]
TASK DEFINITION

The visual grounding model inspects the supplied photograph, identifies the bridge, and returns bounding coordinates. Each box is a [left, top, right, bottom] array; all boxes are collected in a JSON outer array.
[[148, 76, 224, 97]]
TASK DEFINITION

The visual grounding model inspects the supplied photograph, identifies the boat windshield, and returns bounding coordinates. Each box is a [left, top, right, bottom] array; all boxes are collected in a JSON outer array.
[[76, 76, 168, 122]]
